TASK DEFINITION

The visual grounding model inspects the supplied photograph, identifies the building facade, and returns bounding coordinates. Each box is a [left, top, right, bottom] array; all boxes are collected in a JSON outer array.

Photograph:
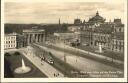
[[72, 11, 124, 52], [54, 32, 80, 45], [80, 27, 94, 46], [4, 32, 26, 49], [92, 23, 114, 48], [110, 23, 124, 52], [4, 33, 17, 49]]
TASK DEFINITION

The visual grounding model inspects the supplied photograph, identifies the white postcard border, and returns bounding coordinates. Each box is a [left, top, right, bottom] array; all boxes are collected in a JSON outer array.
[[1, 0, 127, 82]]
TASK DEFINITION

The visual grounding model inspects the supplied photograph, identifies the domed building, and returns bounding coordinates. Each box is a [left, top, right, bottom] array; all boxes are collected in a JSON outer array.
[[88, 11, 106, 24]]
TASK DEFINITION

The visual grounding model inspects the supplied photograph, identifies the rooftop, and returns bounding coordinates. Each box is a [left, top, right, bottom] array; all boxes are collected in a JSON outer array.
[[5, 32, 18, 36], [23, 28, 45, 33], [88, 11, 106, 23]]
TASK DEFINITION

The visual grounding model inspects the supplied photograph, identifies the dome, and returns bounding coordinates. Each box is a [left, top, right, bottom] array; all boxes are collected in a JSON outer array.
[[88, 11, 105, 23]]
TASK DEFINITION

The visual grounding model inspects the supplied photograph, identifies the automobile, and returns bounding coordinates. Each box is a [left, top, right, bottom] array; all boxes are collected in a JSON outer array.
[[47, 58, 54, 64], [41, 51, 54, 64], [14, 51, 20, 55], [70, 42, 80, 47]]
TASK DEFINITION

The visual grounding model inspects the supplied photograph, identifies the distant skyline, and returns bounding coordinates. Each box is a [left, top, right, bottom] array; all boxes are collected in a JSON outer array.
[[4, 1, 125, 24]]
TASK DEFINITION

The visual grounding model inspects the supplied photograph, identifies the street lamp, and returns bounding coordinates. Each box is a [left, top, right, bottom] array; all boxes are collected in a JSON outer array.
[[74, 32, 80, 62], [75, 43, 78, 62], [63, 38, 67, 77], [64, 40, 66, 63]]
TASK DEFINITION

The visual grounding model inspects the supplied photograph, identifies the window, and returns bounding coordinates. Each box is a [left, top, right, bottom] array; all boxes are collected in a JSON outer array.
[[117, 41, 119, 45], [119, 28, 121, 32], [120, 41, 123, 45], [116, 40, 118, 45], [113, 40, 115, 44], [119, 47, 121, 50], [116, 46, 118, 49]]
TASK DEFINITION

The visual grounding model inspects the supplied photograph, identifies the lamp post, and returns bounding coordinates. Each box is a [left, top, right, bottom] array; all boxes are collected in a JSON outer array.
[[75, 32, 80, 62], [63, 38, 67, 77], [75, 43, 78, 62]]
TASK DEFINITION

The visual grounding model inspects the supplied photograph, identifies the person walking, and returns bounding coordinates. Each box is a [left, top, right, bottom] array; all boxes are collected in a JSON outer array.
[[41, 57, 43, 62], [54, 73, 55, 77]]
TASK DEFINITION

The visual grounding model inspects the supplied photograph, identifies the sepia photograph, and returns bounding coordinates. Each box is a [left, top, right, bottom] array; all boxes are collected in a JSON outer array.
[[1, 0, 127, 82]]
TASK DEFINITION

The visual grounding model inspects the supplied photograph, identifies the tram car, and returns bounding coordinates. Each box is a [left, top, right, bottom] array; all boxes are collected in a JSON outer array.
[[39, 51, 54, 64], [31, 44, 54, 64]]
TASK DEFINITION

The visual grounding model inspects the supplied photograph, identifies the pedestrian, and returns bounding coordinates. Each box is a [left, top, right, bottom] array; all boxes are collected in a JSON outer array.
[[58, 73, 59, 76], [54, 73, 55, 77], [41, 57, 43, 62]]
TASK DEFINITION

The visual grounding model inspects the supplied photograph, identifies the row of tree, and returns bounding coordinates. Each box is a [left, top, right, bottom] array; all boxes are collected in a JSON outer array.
[[4, 23, 69, 35]]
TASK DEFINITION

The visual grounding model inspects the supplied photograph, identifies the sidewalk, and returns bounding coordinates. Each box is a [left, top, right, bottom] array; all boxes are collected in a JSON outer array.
[[51, 43, 123, 64], [19, 48, 65, 78]]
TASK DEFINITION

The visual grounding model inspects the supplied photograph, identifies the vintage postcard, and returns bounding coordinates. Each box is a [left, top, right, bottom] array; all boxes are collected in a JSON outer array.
[[1, 0, 127, 82]]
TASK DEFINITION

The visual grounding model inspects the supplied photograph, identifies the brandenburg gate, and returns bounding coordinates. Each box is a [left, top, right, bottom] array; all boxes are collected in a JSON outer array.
[[23, 28, 45, 45]]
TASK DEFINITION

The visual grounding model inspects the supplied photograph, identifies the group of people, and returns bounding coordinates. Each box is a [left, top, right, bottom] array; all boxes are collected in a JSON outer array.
[[53, 73, 60, 77]]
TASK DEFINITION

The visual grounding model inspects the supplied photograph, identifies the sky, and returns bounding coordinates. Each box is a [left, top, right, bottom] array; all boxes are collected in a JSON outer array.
[[4, 0, 125, 24]]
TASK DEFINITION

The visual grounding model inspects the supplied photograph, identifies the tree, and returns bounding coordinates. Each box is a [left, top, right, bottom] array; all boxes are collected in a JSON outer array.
[[14, 51, 20, 56], [4, 58, 14, 77], [4, 53, 11, 56]]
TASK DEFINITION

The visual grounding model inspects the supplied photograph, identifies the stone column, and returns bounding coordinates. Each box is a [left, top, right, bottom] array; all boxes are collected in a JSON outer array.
[[35, 34, 37, 43], [27, 34, 30, 45], [41, 34, 44, 42], [30, 34, 32, 43], [32, 34, 35, 43], [31, 34, 33, 43], [40, 34, 42, 42], [43, 33, 45, 43], [39, 34, 41, 42], [33, 34, 36, 43], [38, 34, 40, 42], [36, 34, 38, 43]]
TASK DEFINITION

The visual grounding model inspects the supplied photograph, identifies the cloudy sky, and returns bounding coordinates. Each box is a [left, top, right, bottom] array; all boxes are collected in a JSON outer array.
[[4, 0, 125, 24]]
